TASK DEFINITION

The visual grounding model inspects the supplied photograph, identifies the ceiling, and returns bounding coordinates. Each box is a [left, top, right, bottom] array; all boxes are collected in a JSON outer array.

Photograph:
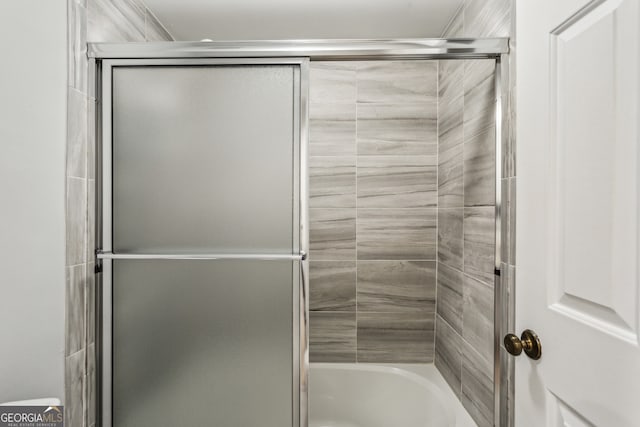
[[144, 0, 464, 41]]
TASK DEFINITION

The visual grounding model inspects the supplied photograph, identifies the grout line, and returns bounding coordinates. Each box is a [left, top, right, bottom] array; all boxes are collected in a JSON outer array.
[[318, 259, 437, 262], [67, 262, 88, 269], [311, 310, 436, 315], [435, 314, 465, 353], [461, 54, 466, 286], [451, 1, 467, 398], [140, 2, 175, 40], [354, 63, 359, 364], [310, 207, 439, 210], [434, 58, 440, 364], [440, 1, 465, 37], [144, 7, 149, 41]]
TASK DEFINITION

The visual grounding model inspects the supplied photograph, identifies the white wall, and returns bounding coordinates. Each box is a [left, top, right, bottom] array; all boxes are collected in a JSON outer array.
[[0, 0, 67, 402]]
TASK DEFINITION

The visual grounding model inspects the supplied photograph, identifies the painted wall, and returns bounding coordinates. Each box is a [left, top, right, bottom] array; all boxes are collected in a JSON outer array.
[[65, 1, 173, 425], [0, 0, 67, 403], [143, 0, 464, 40]]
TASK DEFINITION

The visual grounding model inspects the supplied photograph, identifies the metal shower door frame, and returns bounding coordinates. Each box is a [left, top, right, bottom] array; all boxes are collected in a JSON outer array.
[[90, 38, 511, 427], [94, 57, 309, 427]]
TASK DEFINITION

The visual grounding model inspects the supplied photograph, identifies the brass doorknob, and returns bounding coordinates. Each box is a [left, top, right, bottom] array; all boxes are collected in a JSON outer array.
[[504, 329, 542, 360]]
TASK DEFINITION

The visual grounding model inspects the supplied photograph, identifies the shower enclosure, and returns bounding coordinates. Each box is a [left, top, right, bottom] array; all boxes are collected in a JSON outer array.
[[90, 39, 510, 427], [95, 58, 308, 426]]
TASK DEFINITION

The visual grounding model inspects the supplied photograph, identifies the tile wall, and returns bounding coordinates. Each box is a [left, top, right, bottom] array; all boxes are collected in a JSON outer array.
[[435, 1, 516, 426], [308, 61, 438, 363], [65, 1, 172, 426], [65, 3, 515, 426]]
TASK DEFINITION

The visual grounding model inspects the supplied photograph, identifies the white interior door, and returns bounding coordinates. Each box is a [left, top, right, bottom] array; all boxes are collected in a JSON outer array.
[[516, 0, 640, 425]]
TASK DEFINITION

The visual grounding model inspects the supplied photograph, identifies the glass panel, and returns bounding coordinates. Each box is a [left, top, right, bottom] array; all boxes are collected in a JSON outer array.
[[112, 65, 296, 253], [112, 259, 294, 427]]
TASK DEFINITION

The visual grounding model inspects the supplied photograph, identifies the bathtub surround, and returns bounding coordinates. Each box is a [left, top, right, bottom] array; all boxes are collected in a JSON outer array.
[[64, 20, 513, 427], [435, 1, 516, 427], [304, 3, 515, 427], [309, 61, 438, 363], [65, 1, 173, 426]]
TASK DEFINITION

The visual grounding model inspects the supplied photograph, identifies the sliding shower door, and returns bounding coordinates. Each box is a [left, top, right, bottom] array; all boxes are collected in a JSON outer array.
[[97, 59, 308, 427]]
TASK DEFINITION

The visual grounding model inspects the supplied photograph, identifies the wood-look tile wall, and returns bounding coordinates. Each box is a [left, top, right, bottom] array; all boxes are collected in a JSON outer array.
[[64, 4, 514, 424], [435, 1, 515, 427], [65, 1, 173, 426], [308, 61, 438, 363]]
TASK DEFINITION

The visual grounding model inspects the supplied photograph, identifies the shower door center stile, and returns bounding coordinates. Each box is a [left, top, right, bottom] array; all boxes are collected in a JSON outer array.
[[95, 57, 309, 427]]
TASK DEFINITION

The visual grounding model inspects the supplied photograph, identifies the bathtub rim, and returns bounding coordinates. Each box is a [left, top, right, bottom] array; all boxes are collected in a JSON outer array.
[[309, 362, 477, 427]]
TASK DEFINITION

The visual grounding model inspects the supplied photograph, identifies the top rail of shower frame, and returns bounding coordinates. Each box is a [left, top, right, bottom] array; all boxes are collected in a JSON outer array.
[[88, 38, 509, 60]]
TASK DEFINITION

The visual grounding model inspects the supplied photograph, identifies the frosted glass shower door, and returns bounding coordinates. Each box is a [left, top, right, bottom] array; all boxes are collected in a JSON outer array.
[[99, 60, 307, 427]]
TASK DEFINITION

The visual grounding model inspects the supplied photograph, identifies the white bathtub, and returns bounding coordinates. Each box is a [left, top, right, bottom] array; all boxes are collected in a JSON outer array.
[[309, 363, 477, 427]]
